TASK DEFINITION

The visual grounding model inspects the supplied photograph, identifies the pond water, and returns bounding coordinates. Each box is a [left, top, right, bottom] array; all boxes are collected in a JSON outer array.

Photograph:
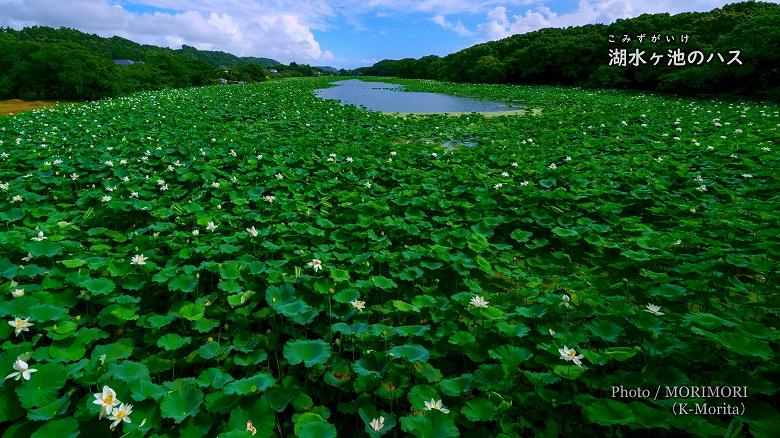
[[315, 79, 522, 114]]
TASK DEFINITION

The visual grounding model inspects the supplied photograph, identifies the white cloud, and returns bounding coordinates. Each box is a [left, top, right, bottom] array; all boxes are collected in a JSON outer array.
[[0, 0, 333, 63], [431, 14, 473, 37], [0, 0, 768, 66], [443, 0, 750, 41]]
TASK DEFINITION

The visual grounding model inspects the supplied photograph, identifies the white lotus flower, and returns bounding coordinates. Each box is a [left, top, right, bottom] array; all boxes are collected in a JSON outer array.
[[4, 359, 37, 381], [9, 317, 33, 336], [307, 259, 322, 272], [101, 196, 112, 202], [520, 181, 529, 186], [511, 162, 518, 167], [192, 229, 200, 236], [104, 160, 113, 167], [549, 329, 556, 336], [741, 173, 753, 178], [159, 184, 168, 191], [561, 294, 571, 308], [762, 147, 771, 152], [423, 398, 450, 414], [108, 402, 133, 429], [0, 182, 8, 190], [263, 195, 275, 203], [275, 173, 283, 180], [370, 416, 385, 431], [246, 226, 259, 237], [558, 346, 584, 366], [548, 163, 557, 170], [390, 151, 396, 156], [644, 303, 664, 316], [494, 183, 503, 189], [501, 171, 509, 177], [206, 222, 218, 232], [211, 182, 220, 188], [31, 231, 46, 241], [469, 295, 488, 308], [92, 385, 120, 419], [565, 156, 572, 161], [129, 191, 139, 198], [346, 157, 353, 163], [21, 253, 33, 262], [11, 288, 24, 298], [70, 173, 79, 180], [351, 300, 366, 312], [365, 181, 372, 189], [130, 254, 147, 265], [11, 195, 22, 203], [696, 185, 708, 192]]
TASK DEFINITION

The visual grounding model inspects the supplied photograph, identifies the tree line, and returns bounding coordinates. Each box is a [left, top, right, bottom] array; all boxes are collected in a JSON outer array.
[[353, 1, 779, 99], [0, 26, 331, 101]]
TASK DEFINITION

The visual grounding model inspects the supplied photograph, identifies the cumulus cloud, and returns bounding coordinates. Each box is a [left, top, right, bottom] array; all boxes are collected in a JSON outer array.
[[431, 14, 473, 37], [0, 0, 333, 63], [0, 0, 757, 65], [450, 0, 744, 41]]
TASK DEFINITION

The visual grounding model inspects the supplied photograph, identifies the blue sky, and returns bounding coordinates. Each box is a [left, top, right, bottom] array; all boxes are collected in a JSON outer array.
[[0, 0, 770, 68]]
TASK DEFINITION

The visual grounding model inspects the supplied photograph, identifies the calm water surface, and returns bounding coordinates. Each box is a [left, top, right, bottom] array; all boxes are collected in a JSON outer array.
[[315, 79, 521, 114]]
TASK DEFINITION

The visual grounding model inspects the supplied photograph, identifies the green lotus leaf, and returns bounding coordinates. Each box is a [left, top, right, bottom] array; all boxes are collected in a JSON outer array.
[[284, 339, 331, 367], [223, 372, 275, 395], [26, 241, 63, 258], [400, 411, 459, 438], [156, 333, 191, 351], [169, 274, 198, 293], [294, 413, 337, 438], [462, 398, 496, 422], [330, 268, 350, 282], [389, 344, 430, 362], [80, 277, 115, 296], [160, 381, 204, 423], [179, 302, 205, 321], [15, 362, 68, 409], [106, 361, 150, 383], [30, 417, 78, 438]]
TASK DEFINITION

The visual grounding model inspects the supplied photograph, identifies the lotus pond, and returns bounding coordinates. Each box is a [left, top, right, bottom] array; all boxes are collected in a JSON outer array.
[[0, 77, 778, 437], [314, 79, 523, 114]]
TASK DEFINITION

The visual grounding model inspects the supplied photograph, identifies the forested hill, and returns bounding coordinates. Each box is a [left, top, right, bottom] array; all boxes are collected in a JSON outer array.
[[0, 26, 292, 101], [356, 1, 780, 99], [176, 45, 279, 68]]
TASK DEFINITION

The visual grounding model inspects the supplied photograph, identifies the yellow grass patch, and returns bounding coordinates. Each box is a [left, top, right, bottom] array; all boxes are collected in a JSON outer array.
[[0, 99, 64, 116]]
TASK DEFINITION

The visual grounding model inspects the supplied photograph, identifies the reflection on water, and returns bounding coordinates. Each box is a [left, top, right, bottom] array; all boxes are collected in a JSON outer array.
[[315, 79, 521, 114]]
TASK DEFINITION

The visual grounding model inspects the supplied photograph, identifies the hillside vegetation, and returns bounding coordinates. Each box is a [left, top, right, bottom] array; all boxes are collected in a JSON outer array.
[[356, 1, 780, 99], [0, 27, 327, 101]]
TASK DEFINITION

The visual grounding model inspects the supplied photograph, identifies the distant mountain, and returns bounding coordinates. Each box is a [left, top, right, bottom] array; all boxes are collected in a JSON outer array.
[[314, 66, 338, 73], [0, 26, 285, 100], [176, 45, 279, 69]]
